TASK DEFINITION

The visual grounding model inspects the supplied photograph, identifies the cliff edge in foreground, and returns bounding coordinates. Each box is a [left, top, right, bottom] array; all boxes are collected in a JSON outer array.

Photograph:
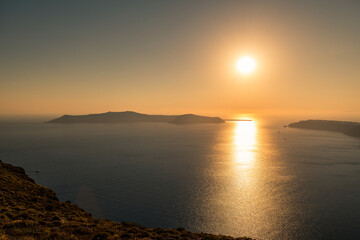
[[0, 160, 250, 240], [288, 120, 360, 138]]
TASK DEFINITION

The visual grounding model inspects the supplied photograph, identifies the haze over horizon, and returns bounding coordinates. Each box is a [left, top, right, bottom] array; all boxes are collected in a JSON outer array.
[[1, 0, 360, 120]]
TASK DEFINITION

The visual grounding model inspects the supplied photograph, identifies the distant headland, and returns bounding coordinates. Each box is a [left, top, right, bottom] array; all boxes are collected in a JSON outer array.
[[288, 120, 360, 138], [47, 111, 225, 124]]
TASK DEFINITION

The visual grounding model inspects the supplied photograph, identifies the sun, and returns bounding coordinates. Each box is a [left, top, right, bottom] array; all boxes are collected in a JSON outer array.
[[236, 56, 256, 74]]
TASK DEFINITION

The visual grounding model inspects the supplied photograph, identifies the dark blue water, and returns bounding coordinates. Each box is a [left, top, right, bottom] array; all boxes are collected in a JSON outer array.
[[1, 120, 360, 239]]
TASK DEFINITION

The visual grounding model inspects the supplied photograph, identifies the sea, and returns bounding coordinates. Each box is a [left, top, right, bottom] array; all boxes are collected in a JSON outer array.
[[1, 119, 360, 240]]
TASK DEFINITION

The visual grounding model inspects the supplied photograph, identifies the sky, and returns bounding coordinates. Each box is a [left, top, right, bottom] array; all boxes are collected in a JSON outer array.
[[1, 0, 359, 119]]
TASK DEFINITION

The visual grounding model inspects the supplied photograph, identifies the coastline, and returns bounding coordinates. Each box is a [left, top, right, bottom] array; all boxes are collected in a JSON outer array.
[[0, 160, 251, 240], [288, 120, 360, 138]]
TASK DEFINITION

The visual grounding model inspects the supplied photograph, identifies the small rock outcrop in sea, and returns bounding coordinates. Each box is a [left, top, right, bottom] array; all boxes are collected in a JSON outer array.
[[288, 120, 360, 138], [0, 160, 251, 240], [46, 111, 225, 124]]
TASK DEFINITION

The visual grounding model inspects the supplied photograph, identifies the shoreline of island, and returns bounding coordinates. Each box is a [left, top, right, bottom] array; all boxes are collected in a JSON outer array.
[[46, 111, 225, 125], [288, 119, 360, 138]]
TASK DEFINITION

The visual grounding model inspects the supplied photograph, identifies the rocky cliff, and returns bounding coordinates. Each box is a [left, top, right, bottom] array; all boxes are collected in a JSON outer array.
[[0, 160, 249, 240]]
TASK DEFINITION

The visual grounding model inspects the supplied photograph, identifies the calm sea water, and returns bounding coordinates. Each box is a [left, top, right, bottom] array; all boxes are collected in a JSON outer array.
[[1, 120, 360, 240]]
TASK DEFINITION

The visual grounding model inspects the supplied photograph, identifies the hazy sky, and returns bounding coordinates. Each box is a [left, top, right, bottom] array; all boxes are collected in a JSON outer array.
[[1, 0, 359, 119]]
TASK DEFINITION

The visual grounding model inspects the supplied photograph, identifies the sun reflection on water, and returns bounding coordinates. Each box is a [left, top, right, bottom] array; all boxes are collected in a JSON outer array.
[[233, 121, 257, 169], [191, 119, 290, 238]]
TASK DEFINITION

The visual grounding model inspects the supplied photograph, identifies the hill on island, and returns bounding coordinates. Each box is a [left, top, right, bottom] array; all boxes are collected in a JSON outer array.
[[47, 111, 225, 124], [0, 160, 251, 240], [288, 120, 360, 138]]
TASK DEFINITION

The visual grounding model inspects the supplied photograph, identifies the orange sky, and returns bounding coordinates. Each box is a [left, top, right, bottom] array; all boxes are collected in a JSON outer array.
[[1, 1, 359, 120]]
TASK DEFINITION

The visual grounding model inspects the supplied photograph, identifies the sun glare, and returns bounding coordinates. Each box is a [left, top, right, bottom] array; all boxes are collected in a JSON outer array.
[[233, 121, 257, 169], [236, 56, 256, 74]]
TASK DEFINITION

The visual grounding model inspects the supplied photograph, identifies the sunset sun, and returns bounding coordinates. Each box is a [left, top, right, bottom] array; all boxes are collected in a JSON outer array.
[[236, 56, 256, 74]]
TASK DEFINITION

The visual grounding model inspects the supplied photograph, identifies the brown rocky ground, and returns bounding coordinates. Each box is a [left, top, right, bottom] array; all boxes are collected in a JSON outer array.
[[0, 160, 252, 240]]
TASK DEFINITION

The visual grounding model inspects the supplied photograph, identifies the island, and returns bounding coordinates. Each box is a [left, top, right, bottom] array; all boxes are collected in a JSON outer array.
[[170, 114, 224, 124], [0, 160, 250, 240], [288, 120, 360, 138], [47, 111, 225, 124]]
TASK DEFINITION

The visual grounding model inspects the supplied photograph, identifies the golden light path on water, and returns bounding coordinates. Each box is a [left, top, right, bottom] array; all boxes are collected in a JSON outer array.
[[190, 119, 294, 240], [225, 120, 294, 239], [232, 120, 282, 237], [233, 121, 257, 170]]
